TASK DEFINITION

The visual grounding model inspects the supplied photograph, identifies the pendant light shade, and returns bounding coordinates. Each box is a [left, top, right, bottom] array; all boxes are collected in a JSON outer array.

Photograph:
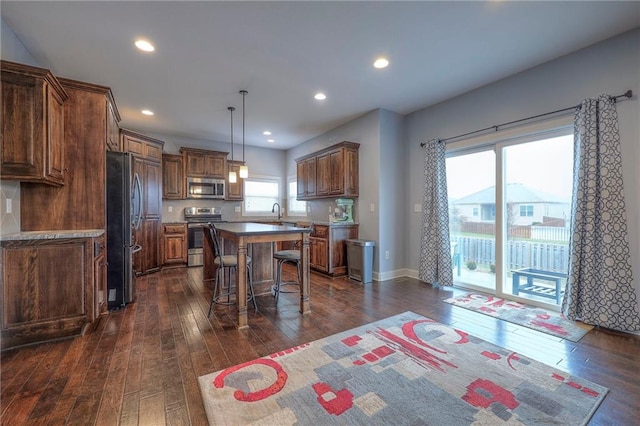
[[239, 90, 249, 179], [227, 106, 237, 183]]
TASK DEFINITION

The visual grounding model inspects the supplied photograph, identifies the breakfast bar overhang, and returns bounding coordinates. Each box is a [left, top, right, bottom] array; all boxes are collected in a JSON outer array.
[[204, 222, 312, 328]]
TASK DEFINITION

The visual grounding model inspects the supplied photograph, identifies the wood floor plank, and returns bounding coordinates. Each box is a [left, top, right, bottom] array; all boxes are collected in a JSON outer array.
[[1, 267, 638, 425]]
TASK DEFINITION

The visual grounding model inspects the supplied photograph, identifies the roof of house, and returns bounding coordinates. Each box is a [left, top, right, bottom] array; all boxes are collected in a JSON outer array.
[[453, 183, 567, 204]]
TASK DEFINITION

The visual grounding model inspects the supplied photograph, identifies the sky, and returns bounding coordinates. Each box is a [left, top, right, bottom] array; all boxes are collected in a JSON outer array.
[[446, 134, 574, 201]]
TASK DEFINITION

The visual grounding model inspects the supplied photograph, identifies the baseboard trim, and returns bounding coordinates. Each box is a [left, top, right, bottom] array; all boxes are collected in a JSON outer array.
[[373, 268, 418, 282]]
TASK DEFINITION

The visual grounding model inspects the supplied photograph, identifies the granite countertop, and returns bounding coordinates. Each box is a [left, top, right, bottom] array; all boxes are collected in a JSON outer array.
[[0, 229, 105, 241]]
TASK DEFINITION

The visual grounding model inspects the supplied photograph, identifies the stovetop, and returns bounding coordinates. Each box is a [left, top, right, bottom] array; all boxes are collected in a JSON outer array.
[[184, 207, 222, 222]]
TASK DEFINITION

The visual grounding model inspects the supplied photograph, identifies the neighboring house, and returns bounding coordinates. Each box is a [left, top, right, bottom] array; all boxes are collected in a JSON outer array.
[[453, 183, 570, 226]]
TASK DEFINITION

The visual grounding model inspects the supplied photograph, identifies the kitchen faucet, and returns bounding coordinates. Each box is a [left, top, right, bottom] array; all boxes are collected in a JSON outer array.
[[272, 202, 282, 221]]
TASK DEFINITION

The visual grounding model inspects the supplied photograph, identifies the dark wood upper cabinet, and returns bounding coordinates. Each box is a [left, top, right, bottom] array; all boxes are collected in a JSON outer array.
[[295, 141, 359, 200], [162, 153, 185, 200], [106, 100, 121, 152], [20, 78, 119, 231], [180, 147, 228, 178], [1, 60, 68, 186], [226, 160, 244, 200]]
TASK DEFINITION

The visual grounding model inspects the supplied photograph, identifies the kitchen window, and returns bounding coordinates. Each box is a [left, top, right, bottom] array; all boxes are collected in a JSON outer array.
[[287, 178, 306, 216], [243, 176, 280, 216]]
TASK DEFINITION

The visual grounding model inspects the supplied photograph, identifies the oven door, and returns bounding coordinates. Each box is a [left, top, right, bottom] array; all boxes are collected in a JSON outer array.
[[187, 224, 205, 266]]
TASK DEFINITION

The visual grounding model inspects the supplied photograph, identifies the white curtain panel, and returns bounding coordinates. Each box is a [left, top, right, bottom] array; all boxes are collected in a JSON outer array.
[[562, 95, 640, 331], [419, 139, 453, 286]]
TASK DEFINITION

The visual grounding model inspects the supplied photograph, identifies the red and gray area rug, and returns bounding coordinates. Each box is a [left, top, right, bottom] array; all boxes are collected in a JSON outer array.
[[198, 312, 606, 425], [444, 293, 593, 342]]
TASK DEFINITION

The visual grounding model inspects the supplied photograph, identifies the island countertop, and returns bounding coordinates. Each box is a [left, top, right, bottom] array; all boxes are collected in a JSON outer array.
[[0, 229, 105, 241], [212, 222, 311, 236]]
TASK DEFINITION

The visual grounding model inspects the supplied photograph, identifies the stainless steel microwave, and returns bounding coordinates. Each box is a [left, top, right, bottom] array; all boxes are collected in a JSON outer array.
[[186, 177, 225, 199]]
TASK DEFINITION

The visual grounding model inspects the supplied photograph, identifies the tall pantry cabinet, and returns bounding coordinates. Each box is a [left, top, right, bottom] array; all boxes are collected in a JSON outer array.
[[121, 129, 164, 275]]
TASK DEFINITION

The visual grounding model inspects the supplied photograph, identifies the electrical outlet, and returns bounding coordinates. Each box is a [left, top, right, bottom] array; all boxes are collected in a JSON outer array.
[[235, 206, 241, 212], [414, 203, 422, 213], [369, 203, 375, 212], [385, 250, 390, 260], [307, 205, 311, 212], [168, 206, 173, 213], [6, 198, 12, 214]]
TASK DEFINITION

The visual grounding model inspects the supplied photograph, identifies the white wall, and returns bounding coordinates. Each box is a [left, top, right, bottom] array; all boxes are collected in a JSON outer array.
[[404, 28, 640, 300], [0, 18, 41, 235]]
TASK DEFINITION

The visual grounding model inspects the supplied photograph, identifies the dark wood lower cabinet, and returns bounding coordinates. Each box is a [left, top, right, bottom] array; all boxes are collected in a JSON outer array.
[[310, 224, 358, 276], [0, 234, 103, 350], [162, 223, 187, 267], [134, 218, 161, 275]]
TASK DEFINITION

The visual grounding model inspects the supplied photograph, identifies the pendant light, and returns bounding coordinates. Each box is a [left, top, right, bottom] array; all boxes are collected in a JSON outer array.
[[227, 106, 237, 183], [239, 90, 249, 179]]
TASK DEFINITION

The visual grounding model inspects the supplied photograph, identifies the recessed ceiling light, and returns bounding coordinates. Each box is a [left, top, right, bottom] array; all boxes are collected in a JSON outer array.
[[263, 130, 272, 135], [135, 39, 155, 52], [314, 92, 327, 101], [267, 139, 275, 143], [373, 57, 389, 69], [141, 109, 154, 116]]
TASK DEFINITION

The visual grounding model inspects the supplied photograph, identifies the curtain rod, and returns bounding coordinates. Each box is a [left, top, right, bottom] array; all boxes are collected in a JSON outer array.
[[420, 90, 632, 147]]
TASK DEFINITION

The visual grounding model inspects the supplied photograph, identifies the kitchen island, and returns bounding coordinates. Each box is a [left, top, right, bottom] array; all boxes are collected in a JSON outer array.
[[203, 222, 311, 328]]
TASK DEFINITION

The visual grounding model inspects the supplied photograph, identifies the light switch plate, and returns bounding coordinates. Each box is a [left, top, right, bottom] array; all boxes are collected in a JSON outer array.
[[369, 203, 375, 212], [235, 206, 241, 212], [168, 206, 173, 213], [6, 198, 11, 214], [414, 203, 422, 213]]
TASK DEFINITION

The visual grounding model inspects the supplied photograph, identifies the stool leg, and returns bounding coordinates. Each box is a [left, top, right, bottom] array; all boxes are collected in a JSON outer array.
[[275, 259, 283, 305], [248, 265, 257, 312], [208, 266, 220, 318]]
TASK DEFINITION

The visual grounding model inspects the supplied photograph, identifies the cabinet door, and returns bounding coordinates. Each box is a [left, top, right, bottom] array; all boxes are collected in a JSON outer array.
[[329, 149, 344, 195], [206, 154, 226, 178], [1, 69, 66, 186], [305, 158, 317, 197], [344, 148, 359, 196], [226, 162, 244, 200], [140, 217, 161, 274], [310, 237, 328, 272], [185, 151, 207, 177], [106, 101, 120, 151], [296, 161, 306, 198], [144, 160, 162, 218], [162, 154, 184, 199], [316, 153, 331, 196], [163, 233, 186, 264]]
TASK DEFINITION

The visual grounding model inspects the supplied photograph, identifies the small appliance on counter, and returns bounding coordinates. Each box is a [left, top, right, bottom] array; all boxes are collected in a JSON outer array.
[[332, 198, 354, 223], [184, 207, 222, 267]]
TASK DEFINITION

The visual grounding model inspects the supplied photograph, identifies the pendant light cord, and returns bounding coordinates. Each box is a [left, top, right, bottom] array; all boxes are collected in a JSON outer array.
[[240, 90, 247, 162], [228, 106, 235, 161]]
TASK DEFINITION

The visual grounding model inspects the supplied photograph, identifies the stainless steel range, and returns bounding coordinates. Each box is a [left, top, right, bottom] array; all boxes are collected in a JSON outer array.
[[184, 207, 223, 267]]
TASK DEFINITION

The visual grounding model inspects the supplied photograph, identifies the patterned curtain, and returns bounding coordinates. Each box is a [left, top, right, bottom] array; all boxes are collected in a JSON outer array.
[[419, 139, 453, 287], [562, 95, 640, 331]]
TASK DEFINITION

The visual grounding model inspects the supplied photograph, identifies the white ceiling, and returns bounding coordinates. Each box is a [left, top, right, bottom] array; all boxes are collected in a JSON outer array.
[[2, 1, 639, 150]]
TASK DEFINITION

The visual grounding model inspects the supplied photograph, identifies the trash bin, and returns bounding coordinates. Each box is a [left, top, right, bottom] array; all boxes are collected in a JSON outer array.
[[346, 239, 375, 283]]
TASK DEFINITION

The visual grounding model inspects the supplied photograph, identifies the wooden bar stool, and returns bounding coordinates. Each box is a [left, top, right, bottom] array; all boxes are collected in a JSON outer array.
[[206, 223, 257, 317]]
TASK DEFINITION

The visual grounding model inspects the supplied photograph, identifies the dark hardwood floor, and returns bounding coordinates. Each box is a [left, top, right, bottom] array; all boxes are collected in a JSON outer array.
[[2, 266, 639, 425]]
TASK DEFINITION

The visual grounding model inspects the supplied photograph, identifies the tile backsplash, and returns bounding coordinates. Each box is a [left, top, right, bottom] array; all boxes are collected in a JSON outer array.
[[0, 181, 20, 235]]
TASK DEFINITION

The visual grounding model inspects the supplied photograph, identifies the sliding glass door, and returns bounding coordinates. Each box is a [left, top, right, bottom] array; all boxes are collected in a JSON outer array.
[[446, 129, 573, 309], [446, 149, 496, 292]]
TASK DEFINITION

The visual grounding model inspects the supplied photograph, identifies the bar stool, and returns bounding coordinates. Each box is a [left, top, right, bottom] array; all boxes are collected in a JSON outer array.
[[206, 223, 257, 317], [272, 248, 301, 305]]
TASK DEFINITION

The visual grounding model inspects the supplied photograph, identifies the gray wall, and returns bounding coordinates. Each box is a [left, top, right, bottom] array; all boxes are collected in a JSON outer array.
[[286, 110, 384, 273], [0, 18, 41, 235], [404, 28, 640, 299]]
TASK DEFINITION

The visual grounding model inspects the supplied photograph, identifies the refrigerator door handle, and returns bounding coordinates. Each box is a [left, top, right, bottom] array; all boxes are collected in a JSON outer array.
[[132, 172, 143, 230]]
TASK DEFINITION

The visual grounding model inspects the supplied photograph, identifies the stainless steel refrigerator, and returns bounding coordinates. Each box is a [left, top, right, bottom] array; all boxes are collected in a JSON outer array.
[[106, 152, 142, 310]]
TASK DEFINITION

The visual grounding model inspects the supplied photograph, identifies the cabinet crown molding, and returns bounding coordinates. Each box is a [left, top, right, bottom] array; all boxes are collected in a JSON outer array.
[[295, 141, 360, 162]]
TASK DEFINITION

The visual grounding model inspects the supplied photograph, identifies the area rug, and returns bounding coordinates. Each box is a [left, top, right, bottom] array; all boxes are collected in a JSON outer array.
[[444, 293, 594, 342], [198, 311, 607, 425]]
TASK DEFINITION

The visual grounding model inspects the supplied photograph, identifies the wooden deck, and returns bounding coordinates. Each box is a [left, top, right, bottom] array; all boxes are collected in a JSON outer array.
[[1, 266, 639, 425]]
